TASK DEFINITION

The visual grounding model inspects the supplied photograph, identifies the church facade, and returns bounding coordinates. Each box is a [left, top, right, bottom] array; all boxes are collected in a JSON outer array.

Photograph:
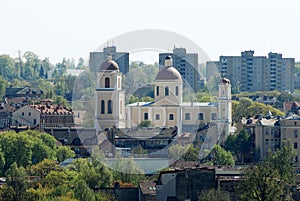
[[95, 54, 232, 135]]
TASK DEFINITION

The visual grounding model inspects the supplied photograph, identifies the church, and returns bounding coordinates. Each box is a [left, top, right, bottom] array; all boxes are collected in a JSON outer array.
[[95, 54, 232, 135]]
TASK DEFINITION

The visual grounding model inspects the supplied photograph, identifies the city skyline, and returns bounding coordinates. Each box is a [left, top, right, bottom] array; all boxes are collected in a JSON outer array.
[[0, 0, 299, 64]]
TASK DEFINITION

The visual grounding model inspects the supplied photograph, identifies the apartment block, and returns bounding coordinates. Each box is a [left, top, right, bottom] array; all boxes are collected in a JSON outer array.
[[207, 51, 295, 93]]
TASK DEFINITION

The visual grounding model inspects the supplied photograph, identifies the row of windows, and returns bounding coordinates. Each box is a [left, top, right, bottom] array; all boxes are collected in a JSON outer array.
[[156, 86, 179, 96], [143, 112, 217, 121], [22, 112, 32, 116]]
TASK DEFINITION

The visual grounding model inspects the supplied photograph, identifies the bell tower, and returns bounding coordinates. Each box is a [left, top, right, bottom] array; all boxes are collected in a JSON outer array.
[[218, 78, 232, 136], [95, 54, 125, 130]]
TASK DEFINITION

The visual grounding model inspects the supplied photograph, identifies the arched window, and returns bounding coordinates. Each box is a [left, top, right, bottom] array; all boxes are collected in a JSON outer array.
[[175, 86, 179, 96], [105, 77, 110, 88], [108, 100, 113, 114], [156, 86, 159, 96], [165, 86, 169, 96], [101, 100, 105, 114]]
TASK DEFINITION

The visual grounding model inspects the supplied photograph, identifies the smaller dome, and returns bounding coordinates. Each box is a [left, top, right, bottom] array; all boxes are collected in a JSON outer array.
[[155, 67, 182, 81], [100, 54, 119, 71]]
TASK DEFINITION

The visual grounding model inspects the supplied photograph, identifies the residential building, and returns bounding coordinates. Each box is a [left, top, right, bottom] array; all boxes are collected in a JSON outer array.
[[12, 99, 74, 128], [89, 46, 129, 74], [159, 47, 199, 92], [237, 113, 300, 163], [207, 51, 295, 93], [95, 55, 232, 136]]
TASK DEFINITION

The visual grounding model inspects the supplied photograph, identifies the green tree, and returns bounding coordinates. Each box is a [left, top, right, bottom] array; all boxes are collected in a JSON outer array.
[[138, 120, 152, 128], [56, 146, 75, 163], [131, 145, 148, 157], [74, 179, 95, 201], [268, 140, 296, 184], [112, 155, 144, 185], [199, 188, 231, 201], [68, 158, 113, 188], [224, 130, 253, 163], [5, 162, 28, 201], [211, 145, 235, 166]]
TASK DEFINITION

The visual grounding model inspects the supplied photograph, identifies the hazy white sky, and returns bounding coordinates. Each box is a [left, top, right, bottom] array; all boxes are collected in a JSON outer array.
[[0, 0, 299, 64]]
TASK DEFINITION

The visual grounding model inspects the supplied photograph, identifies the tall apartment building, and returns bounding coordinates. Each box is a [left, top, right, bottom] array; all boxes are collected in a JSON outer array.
[[89, 46, 129, 74], [207, 51, 295, 93], [159, 47, 199, 92]]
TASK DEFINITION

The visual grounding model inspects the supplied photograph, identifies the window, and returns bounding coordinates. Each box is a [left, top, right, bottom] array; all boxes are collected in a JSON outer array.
[[165, 86, 169, 96], [108, 100, 112, 114], [169, 114, 174, 120], [105, 77, 110, 88], [294, 130, 298, 138], [29, 112, 31, 116], [176, 86, 179, 96], [294, 142, 298, 149], [144, 113, 148, 120], [156, 86, 159, 96], [211, 113, 217, 120], [22, 112, 24, 116], [33, 119, 37, 124], [185, 113, 190, 120], [198, 113, 204, 120], [101, 100, 105, 114], [155, 114, 160, 120], [265, 139, 269, 145]]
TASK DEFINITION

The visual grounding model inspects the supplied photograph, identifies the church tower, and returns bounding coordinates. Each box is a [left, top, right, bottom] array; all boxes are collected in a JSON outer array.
[[218, 78, 232, 136], [95, 54, 125, 130]]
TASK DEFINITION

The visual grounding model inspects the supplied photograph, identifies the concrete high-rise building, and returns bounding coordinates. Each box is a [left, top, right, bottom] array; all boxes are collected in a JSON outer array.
[[89, 46, 129, 74], [159, 47, 199, 92], [207, 51, 295, 93]]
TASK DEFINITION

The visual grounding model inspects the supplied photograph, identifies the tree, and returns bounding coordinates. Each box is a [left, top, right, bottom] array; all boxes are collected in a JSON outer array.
[[74, 179, 95, 201], [5, 162, 28, 200], [199, 188, 231, 201], [240, 161, 288, 201], [111, 155, 144, 185], [268, 140, 296, 184], [138, 120, 152, 128], [68, 158, 113, 188], [224, 130, 253, 163], [131, 145, 148, 157], [56, 146, 75, 163], [210, 145, 234, 166], [240, 141, 296, 201]]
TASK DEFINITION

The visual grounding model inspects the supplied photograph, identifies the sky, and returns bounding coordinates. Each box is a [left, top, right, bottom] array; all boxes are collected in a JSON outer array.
[[0, 0, 299, 64]]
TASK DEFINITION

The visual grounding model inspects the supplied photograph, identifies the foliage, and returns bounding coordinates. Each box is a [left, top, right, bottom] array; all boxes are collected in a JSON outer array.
[[240, 141, 296, 201], [224, 130, 254, 163], [68, 158, 113, 189], [138, 120, 152, 128], [56, 146, 75, 163], [168, 144, 199, 161], [74, 179, 95, 201], [198, 188, 231, 201], [210, 145, 235, 166], [232, 98, 284, 122], [111, 155, 145, 185], [0, 130, 74, 174], [131, 145, 148, 157]]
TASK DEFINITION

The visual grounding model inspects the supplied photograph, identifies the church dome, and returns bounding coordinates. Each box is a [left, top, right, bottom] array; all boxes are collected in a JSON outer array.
[[100, 54, 119, 71], [155, 67, 182, 81], [155, 56, 182, 81]]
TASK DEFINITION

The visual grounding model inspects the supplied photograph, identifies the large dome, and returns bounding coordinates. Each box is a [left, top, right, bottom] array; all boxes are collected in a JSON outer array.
[[100, 54, 119, 71], [155, 66, 182, 81]]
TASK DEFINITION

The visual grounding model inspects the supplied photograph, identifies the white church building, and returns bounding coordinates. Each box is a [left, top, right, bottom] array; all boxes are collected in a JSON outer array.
[[95, 54, 232, 135]]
